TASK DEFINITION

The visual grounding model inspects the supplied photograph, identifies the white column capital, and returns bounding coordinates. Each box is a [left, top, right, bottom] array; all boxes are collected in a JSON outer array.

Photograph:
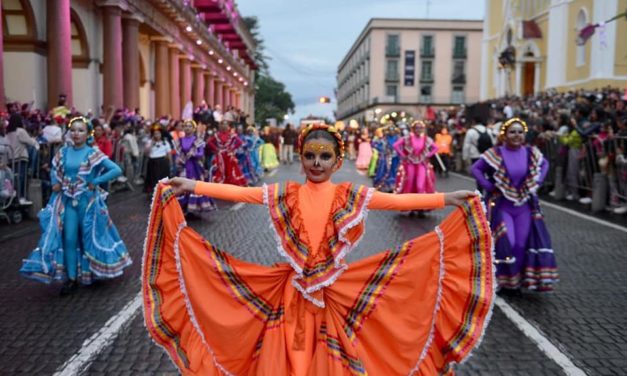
[[96, 0, 129, 11]]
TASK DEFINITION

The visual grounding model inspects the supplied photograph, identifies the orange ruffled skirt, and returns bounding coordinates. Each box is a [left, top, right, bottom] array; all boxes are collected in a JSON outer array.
[[142, 185, 494, 375]]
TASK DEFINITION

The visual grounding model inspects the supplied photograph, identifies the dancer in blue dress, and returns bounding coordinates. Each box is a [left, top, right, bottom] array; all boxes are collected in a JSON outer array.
[[20, 117, 132, 295], [375, 126, 401, 192], [235, 126, 256, 184], [246, 127, 264, 179]]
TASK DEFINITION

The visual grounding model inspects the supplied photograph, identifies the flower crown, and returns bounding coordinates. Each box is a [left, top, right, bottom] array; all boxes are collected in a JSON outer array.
[[411, 120, 426, 129], [500, 117, 528, 138], [298, 124, 345, 161], [68, 116, 92, 131], [183, 119, 198, 130], [150, 122, 163, 133]]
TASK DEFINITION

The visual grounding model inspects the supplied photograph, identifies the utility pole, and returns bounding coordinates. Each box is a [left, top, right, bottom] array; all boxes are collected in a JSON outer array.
[[426, 0, 432, 19]]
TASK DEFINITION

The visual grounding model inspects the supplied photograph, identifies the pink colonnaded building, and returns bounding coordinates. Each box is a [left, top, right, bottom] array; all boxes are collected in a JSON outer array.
[[0, 0, 257, 118]]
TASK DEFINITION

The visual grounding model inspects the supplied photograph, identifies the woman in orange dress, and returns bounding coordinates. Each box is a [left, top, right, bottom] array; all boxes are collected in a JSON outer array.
[[142, 124, 494, 375]]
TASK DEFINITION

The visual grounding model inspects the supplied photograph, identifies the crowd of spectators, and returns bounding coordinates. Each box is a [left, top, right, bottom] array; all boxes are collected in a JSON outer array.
[[0, 95, 253, 224], [427, 86, 627, 215]]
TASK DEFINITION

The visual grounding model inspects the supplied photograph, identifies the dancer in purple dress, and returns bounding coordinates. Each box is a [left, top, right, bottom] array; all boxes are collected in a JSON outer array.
[[472, 118, 558, 294], [174, 120, 215, 214]]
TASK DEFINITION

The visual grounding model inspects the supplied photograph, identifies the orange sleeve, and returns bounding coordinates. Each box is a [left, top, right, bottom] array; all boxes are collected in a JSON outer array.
[[368, 191, 445, 211], [193, 182, 264, 204]]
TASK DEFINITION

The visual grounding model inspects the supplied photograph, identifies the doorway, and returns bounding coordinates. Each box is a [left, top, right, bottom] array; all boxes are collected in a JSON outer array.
[[523, 62, 535, 96]]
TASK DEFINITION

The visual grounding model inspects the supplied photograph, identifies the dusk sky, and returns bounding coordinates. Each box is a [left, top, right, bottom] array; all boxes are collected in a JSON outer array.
[[236, 0, 485, 123]]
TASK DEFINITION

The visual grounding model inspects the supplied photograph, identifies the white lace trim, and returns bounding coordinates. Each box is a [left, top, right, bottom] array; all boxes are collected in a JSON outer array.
[[174, 222, 234, 376], [263, 184, 373, 308], [88, 192, 126, 255], [140, 185, 182, 371], [291, 278, 326, 308], [334, 187, 374, 266], [408, 226, 445, 375], [527, 248, 554, 254], [262, 183, 304, 274], [458, 192, 496, 365]]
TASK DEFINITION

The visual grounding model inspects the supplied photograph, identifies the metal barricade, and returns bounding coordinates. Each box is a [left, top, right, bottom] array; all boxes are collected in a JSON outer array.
[[0, 144, 16, 223]]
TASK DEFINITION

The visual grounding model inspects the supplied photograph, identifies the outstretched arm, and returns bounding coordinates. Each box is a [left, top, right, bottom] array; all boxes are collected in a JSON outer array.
[[165, 177, 263, 204], [368, 190, 475, 210]]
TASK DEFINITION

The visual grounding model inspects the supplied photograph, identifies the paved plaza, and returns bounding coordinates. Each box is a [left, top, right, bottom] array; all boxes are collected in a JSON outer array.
[[1, 162, 626, 375]]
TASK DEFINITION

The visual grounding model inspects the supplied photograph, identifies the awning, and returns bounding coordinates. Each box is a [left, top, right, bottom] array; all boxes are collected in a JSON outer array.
[[522, 20, 542, 39]]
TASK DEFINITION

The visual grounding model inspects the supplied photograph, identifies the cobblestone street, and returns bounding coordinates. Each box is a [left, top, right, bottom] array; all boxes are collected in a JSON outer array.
[[1, 162, 626, 375]]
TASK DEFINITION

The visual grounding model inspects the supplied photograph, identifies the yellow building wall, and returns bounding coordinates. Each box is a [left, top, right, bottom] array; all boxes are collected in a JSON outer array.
[[488, 0, 503, 36], [566, 0, 593, 82], [485, 0, 505, 99], [615, 0, 627, 76], [535, 14, 549, 93]]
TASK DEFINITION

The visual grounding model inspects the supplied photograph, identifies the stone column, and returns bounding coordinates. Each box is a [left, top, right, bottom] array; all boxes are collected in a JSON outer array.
[[153, 38, 170, 117], [168, 44, 181, 119], [192, 65, 205, 106], [207, 73, 216, 108], [222, 84, 230, 108], [47, 0, 73, 107], [179, 57, 192, 116], [102, 5, 124, 109], [214, 80, 222, 107], [204, 73, 214, 106], [122, 15, 141, 110]]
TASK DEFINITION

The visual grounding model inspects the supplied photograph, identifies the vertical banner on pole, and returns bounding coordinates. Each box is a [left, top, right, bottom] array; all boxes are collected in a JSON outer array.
[[404, 50, 415, 86]]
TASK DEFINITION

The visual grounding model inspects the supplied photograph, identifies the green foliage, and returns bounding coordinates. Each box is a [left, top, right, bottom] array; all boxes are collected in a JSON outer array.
[[242, 16, 294, 125], [254, 74, 295, 125], [242, 16, 269, 74]]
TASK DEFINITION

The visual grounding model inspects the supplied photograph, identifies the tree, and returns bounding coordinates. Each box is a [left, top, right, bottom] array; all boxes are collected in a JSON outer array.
[[242, 16, 295, 125], [242, 16, 269, 75], [254, 74, 294, 125]]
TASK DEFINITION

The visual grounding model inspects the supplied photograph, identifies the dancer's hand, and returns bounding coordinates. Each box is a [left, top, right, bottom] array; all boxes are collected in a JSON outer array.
[[52, 184, 61, 192], [444, 190, 477, 206], [163, 177, 197, 196]]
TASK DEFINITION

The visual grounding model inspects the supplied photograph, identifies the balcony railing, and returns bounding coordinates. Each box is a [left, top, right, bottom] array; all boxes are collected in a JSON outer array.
[[453, 47, 467, 59], [385, 72, 400, 82], [386, 46, 400, 57], [451, 74, 466, 84], [420, 47, 434, 57]]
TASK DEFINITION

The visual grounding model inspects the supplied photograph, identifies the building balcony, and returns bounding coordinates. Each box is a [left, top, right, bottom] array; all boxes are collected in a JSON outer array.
[[420, 95, 433, 103], [451, 74, 466, 84], [385, 72, 400, 82], [420, 75, 434, 83], [420, 47, 434, 58], [385, 46, 400, 57], [453, 48, 467, 59]]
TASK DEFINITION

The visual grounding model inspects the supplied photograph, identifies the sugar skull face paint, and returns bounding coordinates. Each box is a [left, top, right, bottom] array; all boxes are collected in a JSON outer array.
[[301, 139, 339, 183]]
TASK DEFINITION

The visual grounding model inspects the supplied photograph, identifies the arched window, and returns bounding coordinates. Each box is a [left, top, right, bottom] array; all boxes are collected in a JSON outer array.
[[2, 0, 39, 52], [576, 8, 588, 67], [70, 9, 90, 68]]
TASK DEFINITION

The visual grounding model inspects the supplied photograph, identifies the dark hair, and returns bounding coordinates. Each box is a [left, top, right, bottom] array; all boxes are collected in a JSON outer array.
[[303, 129, 341, 156], [7, 113, 24, 133]]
